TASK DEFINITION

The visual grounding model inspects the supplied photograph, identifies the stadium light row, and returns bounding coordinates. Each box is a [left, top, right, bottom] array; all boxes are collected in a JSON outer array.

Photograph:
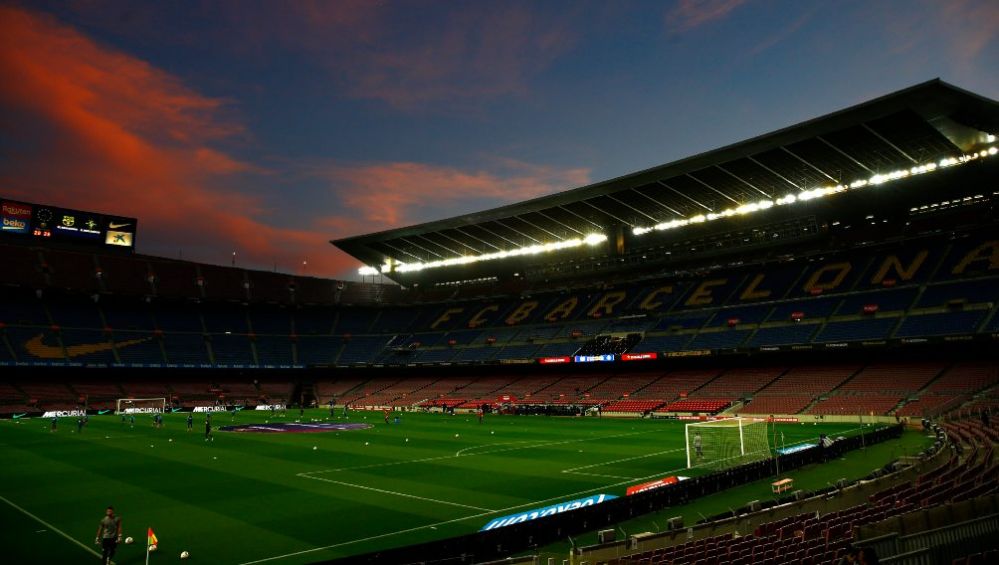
[[359, 141, 997, 276]]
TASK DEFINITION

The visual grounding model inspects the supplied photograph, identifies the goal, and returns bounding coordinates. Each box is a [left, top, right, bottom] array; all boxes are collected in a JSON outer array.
[[115, 398, 167, 415], [686, 417, 770, 470]]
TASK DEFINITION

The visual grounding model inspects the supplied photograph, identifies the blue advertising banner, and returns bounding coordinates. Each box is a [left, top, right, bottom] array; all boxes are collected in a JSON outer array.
[[480, 494, 617, 531]]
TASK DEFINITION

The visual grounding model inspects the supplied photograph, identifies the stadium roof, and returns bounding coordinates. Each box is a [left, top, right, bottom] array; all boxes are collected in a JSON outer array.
[[334, 79, 999, 280]]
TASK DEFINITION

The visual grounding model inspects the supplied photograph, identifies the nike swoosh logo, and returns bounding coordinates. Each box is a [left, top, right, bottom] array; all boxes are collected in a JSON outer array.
[[108, 222, 131, 229], [24, 334, 151, 359]]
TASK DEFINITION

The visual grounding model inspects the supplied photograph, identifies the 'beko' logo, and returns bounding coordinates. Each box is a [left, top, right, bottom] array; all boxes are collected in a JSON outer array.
[[1, 201, 32, 233], [2, 217, 28, 232]]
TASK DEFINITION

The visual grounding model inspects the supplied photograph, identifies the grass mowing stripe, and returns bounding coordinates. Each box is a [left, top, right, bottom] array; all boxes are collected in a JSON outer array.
[[0, 493, 106, 562], [309, 428, 660, 476]]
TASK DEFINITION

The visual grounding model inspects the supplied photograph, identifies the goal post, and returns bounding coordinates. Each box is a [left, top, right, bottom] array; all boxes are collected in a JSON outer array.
[[115, 398, 167, 415], [686, 417, 771, 470]]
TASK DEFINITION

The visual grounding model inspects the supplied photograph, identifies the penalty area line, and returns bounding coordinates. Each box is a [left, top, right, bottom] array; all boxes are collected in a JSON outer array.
[[0, 493, 107, 562], [297, 472, 495, 512]]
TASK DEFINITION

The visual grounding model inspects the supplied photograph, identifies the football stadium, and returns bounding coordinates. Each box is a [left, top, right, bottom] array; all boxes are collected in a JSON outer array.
[[2, 80, 998, 565]]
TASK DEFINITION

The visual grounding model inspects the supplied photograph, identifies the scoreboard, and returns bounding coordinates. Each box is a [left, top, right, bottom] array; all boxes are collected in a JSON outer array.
[[1, 197, 137, 250]]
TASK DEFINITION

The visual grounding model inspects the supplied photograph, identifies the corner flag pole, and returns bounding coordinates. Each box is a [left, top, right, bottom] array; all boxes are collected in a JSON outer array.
[[146, 526, 158, 565]]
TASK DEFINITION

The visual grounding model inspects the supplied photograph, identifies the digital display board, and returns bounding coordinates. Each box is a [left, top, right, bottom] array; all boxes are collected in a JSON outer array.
[[537, 356, 572, 364], [1, 197, 137, 250], [621, 352, 658, 361], [573, 354, 615, 363]]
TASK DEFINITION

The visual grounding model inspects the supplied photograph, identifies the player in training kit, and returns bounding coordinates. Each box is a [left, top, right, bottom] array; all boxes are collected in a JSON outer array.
[[205, 417, 214, 441], [50, 416, 57, 432], [187, 412, 193, 431], [383, 408, 390, 424], [693, 432, 703, 461], [77, 417, 84, 434], [95, 505, 122, 565]]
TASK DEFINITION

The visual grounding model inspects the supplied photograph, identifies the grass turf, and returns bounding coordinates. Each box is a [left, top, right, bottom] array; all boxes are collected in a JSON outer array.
[[0, 410, 914, 564]]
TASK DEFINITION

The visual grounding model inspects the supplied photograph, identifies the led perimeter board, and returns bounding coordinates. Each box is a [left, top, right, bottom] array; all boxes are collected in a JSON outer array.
[[1, 197, 137, 250]]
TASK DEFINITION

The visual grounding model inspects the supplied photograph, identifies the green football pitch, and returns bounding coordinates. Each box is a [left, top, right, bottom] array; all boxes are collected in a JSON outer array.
[[0, 410, 922, 564]]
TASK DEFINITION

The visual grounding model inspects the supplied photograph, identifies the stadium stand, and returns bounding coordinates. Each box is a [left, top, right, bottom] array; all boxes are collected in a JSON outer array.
[[739, 365, 859, 415], [808, 363, 946, 416]]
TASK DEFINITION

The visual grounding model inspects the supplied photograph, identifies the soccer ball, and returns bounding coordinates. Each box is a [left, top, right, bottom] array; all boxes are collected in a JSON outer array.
[[124, 536, 133, 544], [148, 544, 157, 552], [180, 550, 190, 559]]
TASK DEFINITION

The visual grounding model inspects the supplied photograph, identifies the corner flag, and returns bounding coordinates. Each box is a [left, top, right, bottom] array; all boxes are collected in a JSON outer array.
[[146, 527, 158, 564]]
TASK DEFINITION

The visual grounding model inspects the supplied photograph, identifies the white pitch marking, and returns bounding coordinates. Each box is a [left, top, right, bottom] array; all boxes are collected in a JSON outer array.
[[454, 440, 539, 457], [561, 447, 687, 475], [297, 473, 494, 512], [0, 494, 107, 562]]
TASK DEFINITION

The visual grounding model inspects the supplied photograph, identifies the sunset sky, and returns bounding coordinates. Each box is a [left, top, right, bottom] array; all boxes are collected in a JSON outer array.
[[1, 0, 996, 278]]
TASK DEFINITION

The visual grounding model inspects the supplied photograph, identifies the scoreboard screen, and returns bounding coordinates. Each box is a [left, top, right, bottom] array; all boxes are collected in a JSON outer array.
[[1, 197, 137, 250]]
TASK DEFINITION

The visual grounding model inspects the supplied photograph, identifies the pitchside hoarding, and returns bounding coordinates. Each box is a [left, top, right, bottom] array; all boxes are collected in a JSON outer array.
[[480, 494, 617, 531], [625, 475, 689, 496]]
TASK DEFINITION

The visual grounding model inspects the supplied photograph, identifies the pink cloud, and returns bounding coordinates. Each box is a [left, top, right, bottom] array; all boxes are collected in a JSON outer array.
[[666, 0, 747, 33], [0, 5, 352, 276], [934, 0, 999, 64], [306, 159, 591, 228]]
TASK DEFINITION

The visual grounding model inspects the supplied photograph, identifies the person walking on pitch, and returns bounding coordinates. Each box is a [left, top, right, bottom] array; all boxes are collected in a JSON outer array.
[[95, 505, 122, 565]]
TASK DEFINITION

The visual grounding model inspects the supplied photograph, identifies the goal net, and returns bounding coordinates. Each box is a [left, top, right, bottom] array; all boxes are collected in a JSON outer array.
[[116, 398, 166, 415], [686, 417, 770, 470]]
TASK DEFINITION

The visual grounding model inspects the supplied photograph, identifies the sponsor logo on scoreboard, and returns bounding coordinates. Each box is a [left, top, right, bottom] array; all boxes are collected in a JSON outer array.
[[105, 230, 134, 247], [1, 200, 32, 234], [480, 494, 617, 531]]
